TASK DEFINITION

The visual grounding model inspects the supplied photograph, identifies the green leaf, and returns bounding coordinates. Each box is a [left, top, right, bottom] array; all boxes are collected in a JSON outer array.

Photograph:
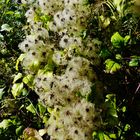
[[98, 131, 104, 140], [6, 0, 10, 4], [111, 32, 124, 48], [43, 116, 48, 124], [23, 74, 34, 88], [106, 94, 116, 108], [0, 87, 5, 100], [124, 124, 131, 131], [1, 24, 12, 32], [105, 59, 121, 73], [5, 11, 14, 15], [14, 11, 21, 18], [47, 107, 53, 114], [16, 126, 24, 136], [99, 48, 111, 58], [135, 132, 140, 137], [129, 59, 139, 67], [38, 102, 46, 116], [100, 15, 110, 28], [105, 94, 118, 118], [13, 73, 23, 83], [16, 54, 25, 71], [111, 62, 121, 73], [11, 83, 24, 98], [115, 54, 122, 60], [104, 133, 112, 140], [103, 18, 110, 28], [0, 119, 12, 129], [105, 59, 115, 69], [124, 35, 130, 46], [26, 104, 36, 114], [122, 106, 126, 112], [22, 88, 28, 96], [109, 133, 117, 139]]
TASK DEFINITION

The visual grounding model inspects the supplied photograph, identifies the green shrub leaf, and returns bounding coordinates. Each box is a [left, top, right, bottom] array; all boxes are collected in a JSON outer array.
[[1, 24, 12, 32], [105, 59, 121, 73], [26, 104, 36, 114], [38, 103, 46, 116], [99, 48, 111, 58], [11, 83, 24, 98], [16, 54, 25, 71], [124, 35, 130, 46], [0, 119, 12, 129], [111, 32, 124, 48], [23, 74, 34, 89], [13, 73, 23, 83], [129, 59, 139, 67]]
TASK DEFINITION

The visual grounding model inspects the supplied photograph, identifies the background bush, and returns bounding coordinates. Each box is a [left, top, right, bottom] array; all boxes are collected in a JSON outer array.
[[0, 0, 140, 140]]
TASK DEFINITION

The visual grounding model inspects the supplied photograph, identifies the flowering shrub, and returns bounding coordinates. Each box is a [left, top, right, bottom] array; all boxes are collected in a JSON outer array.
[[18, 0, 102, 139], [0, 0, 140, 139]]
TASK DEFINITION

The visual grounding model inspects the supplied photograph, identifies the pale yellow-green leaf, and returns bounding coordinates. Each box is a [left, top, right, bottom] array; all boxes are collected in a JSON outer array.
[[109, 133, 117, 139], [12, 83, 24, 98], [13, 73, 23, 83], [16, 54, 25, 71], [124, 35, 130, 46], [26, 104, 36, 114], [43, 116, 48, 124], [105, 59, 121, 73], [23, 74, 34, 88], [115, 54, 122, 60], [104, 133, 112, 140], [38, 102, 46, 115], [1, 24, 12, 32], [0, 119, 11, 129]]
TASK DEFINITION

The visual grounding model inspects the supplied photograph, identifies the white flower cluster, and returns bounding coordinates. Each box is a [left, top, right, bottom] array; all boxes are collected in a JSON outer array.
[[34, 57, 97, 107], [46, 99, 99, 140], [18, 0, 101, 139]]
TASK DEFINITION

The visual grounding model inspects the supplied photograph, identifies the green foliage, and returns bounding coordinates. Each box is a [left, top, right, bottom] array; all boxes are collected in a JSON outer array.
[[16, 54, 25, 71], [0, 119, 12, 130], [105, 59, 121, 73], [12, 82, 24, 98], [23, 75, 34, 89], [0, 0, 140, 139], [0, 24, 12, 32], [103, 31, 139, 73], [26, 104, 36, 114], [93, 131, 116, 140], [0, 1, 44, 139], [129, 56, 140, 67], [111, 32, 124, 48], [0, 87, 5, 100]]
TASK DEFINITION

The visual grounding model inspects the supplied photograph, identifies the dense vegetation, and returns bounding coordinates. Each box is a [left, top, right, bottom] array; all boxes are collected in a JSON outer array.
[[0, 0, 140, 140]]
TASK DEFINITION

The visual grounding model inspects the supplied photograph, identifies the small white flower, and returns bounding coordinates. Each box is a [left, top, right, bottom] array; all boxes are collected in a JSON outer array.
[[25, 8, 36, 23], [59, 35, 72, 48], [52, 51, 67, 65], [62, 8, 76, 23]]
